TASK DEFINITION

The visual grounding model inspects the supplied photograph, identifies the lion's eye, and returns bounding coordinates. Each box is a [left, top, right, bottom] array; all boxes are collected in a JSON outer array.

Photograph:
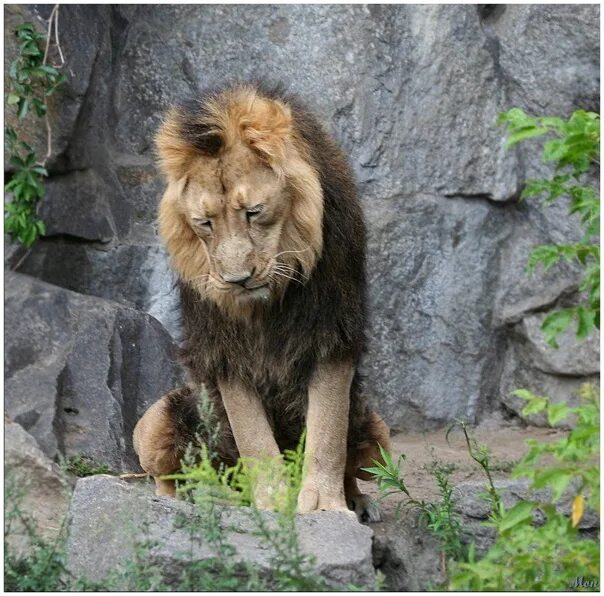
[[246, 205, 264, 222], [193, 217, 212, 230]]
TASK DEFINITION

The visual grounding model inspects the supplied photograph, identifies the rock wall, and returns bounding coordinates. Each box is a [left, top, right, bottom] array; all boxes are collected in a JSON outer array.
[[6, 4, 600, 434]]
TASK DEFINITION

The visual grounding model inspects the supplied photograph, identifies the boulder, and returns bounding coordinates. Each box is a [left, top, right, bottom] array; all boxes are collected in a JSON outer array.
[[500, 313, 599, 427], [4, 272, 184, 471], [66, 475, 376, 589], [372, 509, 446, 590], [363, 193, 510, 428], [4, 420, 73, 558]]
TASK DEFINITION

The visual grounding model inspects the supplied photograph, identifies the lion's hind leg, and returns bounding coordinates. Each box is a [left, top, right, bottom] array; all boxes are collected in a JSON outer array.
[[344, 475, 382, 523], [133, 386, 200, 497], [345, 410, 391, 523]]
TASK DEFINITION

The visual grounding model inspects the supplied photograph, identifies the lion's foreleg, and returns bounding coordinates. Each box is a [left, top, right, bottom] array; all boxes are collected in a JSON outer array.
[[217, 378, 286, 510], [297, 359, 353, 515]]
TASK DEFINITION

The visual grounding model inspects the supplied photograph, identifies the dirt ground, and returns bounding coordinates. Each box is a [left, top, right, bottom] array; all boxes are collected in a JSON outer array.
[[358, 418, 568, 518]]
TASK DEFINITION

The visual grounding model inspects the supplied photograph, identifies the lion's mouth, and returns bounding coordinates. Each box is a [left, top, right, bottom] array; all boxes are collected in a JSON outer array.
[[237, 283, 271, 302]]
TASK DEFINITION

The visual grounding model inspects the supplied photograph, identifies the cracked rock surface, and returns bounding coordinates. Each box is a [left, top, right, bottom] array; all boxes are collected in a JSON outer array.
[[4, 272, 184, 471], [7, 4, 598, 430], [66, 476, 376, 589]]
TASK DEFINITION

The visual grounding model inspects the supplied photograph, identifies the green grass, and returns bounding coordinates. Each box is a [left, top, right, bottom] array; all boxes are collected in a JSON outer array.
[[60, 455, 112, 478]]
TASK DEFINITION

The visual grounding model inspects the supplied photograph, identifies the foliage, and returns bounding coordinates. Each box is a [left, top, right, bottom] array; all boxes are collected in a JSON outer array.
[[421, 462, 465, 562], [364, 391, 599, 591], [498, 108, 600, 347], [5, 21, 66, 247], [448, 386, 600, 591], [447, 420, 502, 516], [512, 384, 599, 513], [4, 387, 362, 591], [60, 455, 113, 478]]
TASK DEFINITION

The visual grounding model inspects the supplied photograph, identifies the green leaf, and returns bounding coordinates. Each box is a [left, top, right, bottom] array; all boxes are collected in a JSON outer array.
[[547, 402, 571, 426], [498, 501, 534, 533], [527, 245, 562, 273], [506, 126, 548, 148], [520, 179, 552, 199], [575, 306, 596, 340], [532, 468, 572, 501], [538, 116, 565, 131], [512, 388, 538, 402], [31, 165, 48, 176], [541, 308, 574, 348], [15, 23, 34, 32], [7, 94, 20, 105], [18, 98, 29, 119], [38, 64, 60, 76], [521, 396, 548, 417], [9, 155, 25, 168], [542, 139, 566, 162], [498, 108, 535, 129]]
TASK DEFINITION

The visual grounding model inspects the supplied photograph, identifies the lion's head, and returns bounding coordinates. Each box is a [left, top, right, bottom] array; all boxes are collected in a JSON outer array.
[[155, 85, 324, 316]]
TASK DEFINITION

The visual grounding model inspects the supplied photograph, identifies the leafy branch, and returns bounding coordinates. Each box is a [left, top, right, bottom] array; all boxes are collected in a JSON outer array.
[[5, 8, 66, 248], [498, 108, 600, 346]]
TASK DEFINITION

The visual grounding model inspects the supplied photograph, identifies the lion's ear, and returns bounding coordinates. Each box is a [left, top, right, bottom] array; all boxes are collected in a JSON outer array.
[[155, 107, 223, 181], [238, 97, 294, 165]]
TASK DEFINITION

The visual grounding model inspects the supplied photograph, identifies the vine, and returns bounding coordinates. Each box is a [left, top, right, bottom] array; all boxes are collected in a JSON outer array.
[[5, 6, 66, 248]]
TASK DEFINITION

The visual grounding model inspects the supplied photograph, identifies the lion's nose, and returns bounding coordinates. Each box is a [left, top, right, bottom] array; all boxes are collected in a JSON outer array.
[[223, 269, 254, 286]]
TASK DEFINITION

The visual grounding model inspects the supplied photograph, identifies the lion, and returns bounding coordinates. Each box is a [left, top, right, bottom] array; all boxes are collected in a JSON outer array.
[[132, 83, 390, 522]]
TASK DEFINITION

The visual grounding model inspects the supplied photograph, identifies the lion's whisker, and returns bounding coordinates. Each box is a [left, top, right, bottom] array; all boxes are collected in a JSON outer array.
[[274, 262, 308, 276], [272, 246, 312, 259], [272, 270, 304, 286], [273, 263, 309, 281]]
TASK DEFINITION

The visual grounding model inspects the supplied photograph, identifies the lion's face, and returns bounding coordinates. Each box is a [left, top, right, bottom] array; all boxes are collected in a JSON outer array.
[[156, 86, 324, 316], [179, 142, 294, 305]]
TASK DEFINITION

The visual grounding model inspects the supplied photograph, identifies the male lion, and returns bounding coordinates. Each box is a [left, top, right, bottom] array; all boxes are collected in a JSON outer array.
[[133, 83, 390, 522]]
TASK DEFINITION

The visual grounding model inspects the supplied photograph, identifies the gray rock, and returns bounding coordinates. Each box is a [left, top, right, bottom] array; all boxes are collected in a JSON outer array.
[[372, 510, 446, 590], [4, 272, 184, 470], [514, 313, 599, 377], [66, 475, 376, 589], [492, 5, 600, 117], [363, 194, 509, 428], [4, 420, 73, 558], [113, 5, 520, 201], [38, 170, 116, 241], [500, 312, 599, 427], [17, 239, 182, 340]]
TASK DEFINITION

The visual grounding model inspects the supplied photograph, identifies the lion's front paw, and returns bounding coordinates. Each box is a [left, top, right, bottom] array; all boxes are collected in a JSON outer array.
[[297, 482, 353, 516], [347, 492, 382, 523]]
